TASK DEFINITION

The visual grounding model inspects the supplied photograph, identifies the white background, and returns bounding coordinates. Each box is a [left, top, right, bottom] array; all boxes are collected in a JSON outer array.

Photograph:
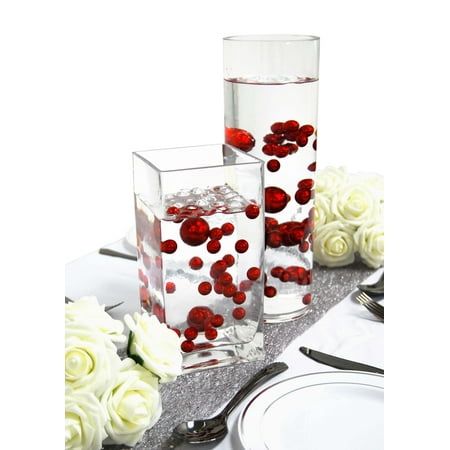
[[1, 1, 449, 449]]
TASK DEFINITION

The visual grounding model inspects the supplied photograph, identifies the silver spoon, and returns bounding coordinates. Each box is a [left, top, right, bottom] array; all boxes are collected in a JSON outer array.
[[164, 362, 288, 448], [358, 271, 384, 296]]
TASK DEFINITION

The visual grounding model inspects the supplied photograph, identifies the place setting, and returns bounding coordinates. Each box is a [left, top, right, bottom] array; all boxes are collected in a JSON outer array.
[[65, 35, 384, 450]]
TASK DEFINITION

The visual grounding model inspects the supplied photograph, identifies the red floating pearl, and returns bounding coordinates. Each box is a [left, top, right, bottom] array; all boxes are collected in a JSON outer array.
[[207, 239, 221, 254], [296, 134, 308, 147], [166, 206, 180, 216], [223, 283, 237, 298], [161, 239, 177, 254], [184, 327, 198, 341], [283, 130, 300, 141], [298, 178, 314, 190], [299, 241, 310, 252], [303, 293, 312, 305], [265, 217, 279, 232], [138, 269, 149, 288], [299, 124, 315, 137], [313, 139, 317, 150], [233, 291, 247, 304], [221, 222, 235, 236], [265, 187, 290, 213], [239, 280, 253, 292], [271, 122, 285, 134], [171, 327, 181, 337], [247, 267, 261, 281], [290, 227, 305, 244], [205, 327, 218, 340], [263, 133, 284, 145], [284, 120, 300, 132], [280, 271, 290, 282], [223, 254, 235, 267], [266, 231, 282, 248], [139, 286, 150, 302], [211, 314, 224, 327], [232, 307, 246, 320], [264, 286, 277, 298], [267, 159, 281, 172], [209, 227, 223, 240], [245, 204, 260, 219], [198, 281, 212, 295], [295, 189, 312, 205], [225, 127, 256, 152], [181, 340, 195, 353], [218, 272, 233, 285], [308, 162, 317, 172], [235, 239, 249, 253], [262, 144, 277, 156], [213, 282, 224, 294], [187, 306, 214, 331], [165, 282, 176, 294], [210, 260, 227, 278], [270, 266, 284, 278], [180, 218, 210, 246], [297, 267, 307, 281], [189, 256, 203, 270], [142, 253, 151, 270], [274, 145, 289, 158]]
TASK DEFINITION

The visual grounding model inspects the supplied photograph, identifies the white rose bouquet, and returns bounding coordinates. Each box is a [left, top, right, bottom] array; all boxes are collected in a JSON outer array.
[[313, 167, 384, 269], [65, 297, 182, 450]]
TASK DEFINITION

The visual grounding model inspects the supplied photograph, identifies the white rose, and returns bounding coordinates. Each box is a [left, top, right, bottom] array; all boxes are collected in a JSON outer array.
[[316, 166, 349, 197], [349, 172, 384, 203], [102, 358, 162, 446], [124, 312, 182, 383], [314, 221, 356, 267], [65, 296, 126, 344], [65, 322, 121, 396], [354, 219, 384, 269], [313, 193, 334, 228], [65, 388, 107, 450], [331, 184, 380, 227]]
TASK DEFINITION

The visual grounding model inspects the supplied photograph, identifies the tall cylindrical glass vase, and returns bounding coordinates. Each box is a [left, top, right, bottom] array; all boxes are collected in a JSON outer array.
[[224, 35, 320, 322]]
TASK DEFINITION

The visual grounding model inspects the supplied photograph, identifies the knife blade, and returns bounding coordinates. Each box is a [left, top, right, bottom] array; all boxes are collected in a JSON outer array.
[[299, 346, 384, 374]]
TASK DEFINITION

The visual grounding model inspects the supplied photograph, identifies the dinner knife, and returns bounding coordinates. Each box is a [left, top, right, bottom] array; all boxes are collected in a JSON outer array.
[[299, 346, 384, 374]]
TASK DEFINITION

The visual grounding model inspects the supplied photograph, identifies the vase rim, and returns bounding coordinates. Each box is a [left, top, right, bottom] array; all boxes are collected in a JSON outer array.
[[223, 34, 319, 42]]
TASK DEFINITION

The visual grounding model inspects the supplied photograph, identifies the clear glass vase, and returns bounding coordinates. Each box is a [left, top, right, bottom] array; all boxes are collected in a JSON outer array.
[[133, 144, 265, 372], [224, 34, 320, 323]]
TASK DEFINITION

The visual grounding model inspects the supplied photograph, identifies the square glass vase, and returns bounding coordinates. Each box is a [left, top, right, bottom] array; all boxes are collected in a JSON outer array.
[[133, 144, 265, 372]]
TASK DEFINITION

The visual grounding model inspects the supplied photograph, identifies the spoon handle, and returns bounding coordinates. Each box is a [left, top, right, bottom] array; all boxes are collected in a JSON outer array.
[[220, 362, 288, 418]]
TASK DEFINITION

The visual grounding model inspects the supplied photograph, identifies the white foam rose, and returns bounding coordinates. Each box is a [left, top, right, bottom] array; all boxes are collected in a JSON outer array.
[[331, 184, 380, 227], [65, 322, 121, 396], [124, 312, 182, 383], [65, 388, 107, 450], [354, 219, 384, 269], [313, 193, 334, 228], [65, 296, 126, 344], [349, 172, 384, 204], [314, 221, 356, 267], [316, 166, 349, 197], [102, 358, 162, 446]]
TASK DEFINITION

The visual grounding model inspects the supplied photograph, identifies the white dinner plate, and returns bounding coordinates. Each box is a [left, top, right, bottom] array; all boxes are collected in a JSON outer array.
[[238, 371, 384, 450]]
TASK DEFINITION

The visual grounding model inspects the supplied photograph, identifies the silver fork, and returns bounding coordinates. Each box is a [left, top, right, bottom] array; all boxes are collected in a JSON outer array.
[[356, 291, 384, 321], [65, 297, 124, 312]]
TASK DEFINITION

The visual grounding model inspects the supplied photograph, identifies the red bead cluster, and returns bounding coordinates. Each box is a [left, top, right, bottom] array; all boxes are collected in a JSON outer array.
[[295, 178, 315, 206], [265, 217, 313, 250], [225, 127, 256, 152], [270, 265, 312, 285]]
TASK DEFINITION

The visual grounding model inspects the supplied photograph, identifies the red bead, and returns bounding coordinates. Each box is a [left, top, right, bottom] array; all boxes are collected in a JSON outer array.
[[181, 340, 195, 353], [171, 328, 181, 337], [283, 130, 300, 141], [274, 145, 289, 158], [239, 280, 253, 292], [284, 120, 300, 132], [299, 124, 315, 137], [289, 227, 305, 244], [213, 282, 224, 294], [303, 293, 312, 305], [221, 222, 235, 236], [247, 267, 261, 281], [138, 269, 148, 288], [209, 227, 223, 240], [286, 143, 299, 154], [264, 133, 284, 145], [262, 144, 277, 156], [210, 260, 227, 278], [165, 282, 176, 294], [211, 314, 224, 327], [139, 286, 150, 302], [198, 281, 212, 295], [187, 306, 214, 331], [189, 256, 203, 270], [232, 307, 246, 320], [180, 218, 210, 246], [142, 253, 151, 270], [295, 189, 312, 205], [225, 127, 255, 152], [223, 283, 237, 298], [312, 139, 317, 150], [223, 254, 235, 267], [267, 159, 281, 172], [266, 231, 282, 248], [205, 327, 218, 340], [270, 266, 284, 278], [166, 206, 180, 216], [264, 286, 277, 298], [184, 327, 198, 341], [233, 291, 247, 304], [265, 217, 278, 232], [207, 239, 221, 254], [296, 134, 308, 147], [245, 204, 260, 219], [152, 303, 165, 322], [265, 187, 290, 213], [161, 239, 177, 254], [271, 122, 285, 134], [308, 162, 317, 172], [297, 267, 307, 281], [218, 272, 233, 285], [280, 271, 290, 282], [299, 241, 310, 252], [298, 179, 314, 190], [235, 239, 249, 253]]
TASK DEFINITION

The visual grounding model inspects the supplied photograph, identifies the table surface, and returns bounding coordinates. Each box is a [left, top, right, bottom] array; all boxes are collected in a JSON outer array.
[[66, 242, 376, 450]]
